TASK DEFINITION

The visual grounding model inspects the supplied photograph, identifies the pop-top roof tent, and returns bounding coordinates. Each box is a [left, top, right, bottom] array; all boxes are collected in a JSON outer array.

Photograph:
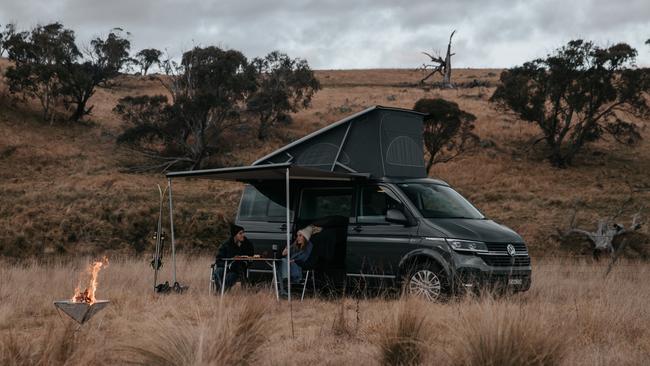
[[163, 106, 427, 301], [251, 106, 427, 178]]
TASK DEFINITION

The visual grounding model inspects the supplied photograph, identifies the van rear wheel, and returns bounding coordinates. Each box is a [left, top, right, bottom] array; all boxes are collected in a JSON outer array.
[[403, 262, 448, 302]]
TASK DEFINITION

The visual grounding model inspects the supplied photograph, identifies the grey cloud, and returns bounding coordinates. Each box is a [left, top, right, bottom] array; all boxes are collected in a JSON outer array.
[[0, 0, 648, 68]]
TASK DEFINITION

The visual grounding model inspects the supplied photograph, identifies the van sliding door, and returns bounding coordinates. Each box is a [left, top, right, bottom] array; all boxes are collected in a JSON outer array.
[[346, 185, 418, 283], [297, 187, 353, 282]]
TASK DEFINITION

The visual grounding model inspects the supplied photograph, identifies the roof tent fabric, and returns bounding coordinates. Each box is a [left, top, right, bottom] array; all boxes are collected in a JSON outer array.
[[166, 162, 369, 182], [252, 106, 427, 178]]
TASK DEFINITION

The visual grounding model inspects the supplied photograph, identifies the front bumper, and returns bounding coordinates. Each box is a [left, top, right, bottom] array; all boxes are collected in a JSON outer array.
[[452, 251, 532, 292]]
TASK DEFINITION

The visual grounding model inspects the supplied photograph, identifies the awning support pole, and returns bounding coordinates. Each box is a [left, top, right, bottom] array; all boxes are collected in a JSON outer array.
[[168, 178, 177, 284], [285, 168, 291, 302]]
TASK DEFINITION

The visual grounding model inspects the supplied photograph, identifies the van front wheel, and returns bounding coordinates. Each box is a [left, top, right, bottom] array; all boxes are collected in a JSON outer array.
[[403, 262, 448, 302]]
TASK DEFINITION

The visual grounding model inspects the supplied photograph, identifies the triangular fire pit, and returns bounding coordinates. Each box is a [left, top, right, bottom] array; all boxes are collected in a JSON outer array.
[[54, 300, 110, 324]]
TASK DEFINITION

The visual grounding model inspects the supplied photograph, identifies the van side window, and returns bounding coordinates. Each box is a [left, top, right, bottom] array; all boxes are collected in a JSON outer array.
[[359, 185, 402, 224], [299, 188, 353, 220], [238, 186, 286, 222]]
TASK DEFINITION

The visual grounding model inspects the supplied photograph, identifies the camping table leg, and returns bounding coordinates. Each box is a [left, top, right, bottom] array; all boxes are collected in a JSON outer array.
[[271, 260, 279, 301], [220, 260, 229, 298]]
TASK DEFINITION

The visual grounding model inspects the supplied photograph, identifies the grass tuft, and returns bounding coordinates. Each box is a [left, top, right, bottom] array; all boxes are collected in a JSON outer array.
[[377, 300, 429, 366], [0, 322, 89, 366], [330, 300, 355, 337], [450, 299, 567, 366], [123, 295, 270, 366]]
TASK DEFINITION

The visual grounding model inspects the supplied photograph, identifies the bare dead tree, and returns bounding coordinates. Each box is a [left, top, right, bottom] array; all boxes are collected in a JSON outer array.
[[559, 199, 643, 258], [420, 30, 456, 88]]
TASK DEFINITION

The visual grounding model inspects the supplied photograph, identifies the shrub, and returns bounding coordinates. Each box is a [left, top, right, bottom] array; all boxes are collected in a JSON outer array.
[[491, 40, 649, 167], [413, 98, 478, 174]]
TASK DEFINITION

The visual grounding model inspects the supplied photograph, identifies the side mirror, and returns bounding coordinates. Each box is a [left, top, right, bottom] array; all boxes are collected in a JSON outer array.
[[386, 209, 409, 225]]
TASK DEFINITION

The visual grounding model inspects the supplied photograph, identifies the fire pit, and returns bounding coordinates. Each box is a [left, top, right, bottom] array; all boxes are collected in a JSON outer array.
[[55, 257, 110, 325], [54, 300, 110, 324]]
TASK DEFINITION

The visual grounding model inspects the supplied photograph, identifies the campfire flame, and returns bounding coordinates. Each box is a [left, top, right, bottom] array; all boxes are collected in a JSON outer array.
[[71, 257, 109, 304]]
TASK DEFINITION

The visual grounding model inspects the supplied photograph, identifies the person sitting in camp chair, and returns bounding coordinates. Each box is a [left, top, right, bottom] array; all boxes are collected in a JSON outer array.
[[213, 224, 254, 292], [277, 225, 321, 297]]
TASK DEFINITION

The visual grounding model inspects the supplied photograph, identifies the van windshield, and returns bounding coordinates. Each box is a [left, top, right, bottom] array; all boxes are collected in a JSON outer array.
[[397, 183, 484, 219]]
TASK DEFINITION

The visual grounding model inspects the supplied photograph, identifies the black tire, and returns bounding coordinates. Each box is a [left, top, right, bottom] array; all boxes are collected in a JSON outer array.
[[402, 261, 449, 302]]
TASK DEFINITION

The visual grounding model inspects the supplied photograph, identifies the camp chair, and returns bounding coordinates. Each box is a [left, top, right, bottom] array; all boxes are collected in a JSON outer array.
[[300, 269, 317, 301], [209, 263, 217, 294], [298, 243, 320, 301], [209, 262, 250, 295]]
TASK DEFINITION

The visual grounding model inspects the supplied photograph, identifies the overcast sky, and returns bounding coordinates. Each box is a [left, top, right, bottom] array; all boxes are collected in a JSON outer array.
[[1, 0, 649, 69]]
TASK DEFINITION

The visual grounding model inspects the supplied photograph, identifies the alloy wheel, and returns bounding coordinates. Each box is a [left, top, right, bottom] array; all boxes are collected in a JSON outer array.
[[408, 269, 442, 301]]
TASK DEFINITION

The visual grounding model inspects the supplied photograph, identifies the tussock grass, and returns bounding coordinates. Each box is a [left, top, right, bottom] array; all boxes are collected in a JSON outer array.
[[449, 298, 567, 366], [0, 257, 650, 365], [122, 295, 270, 366], [331, 300, 356, 337], [0, 321, 103, 366], [376, 300, 430, 366]]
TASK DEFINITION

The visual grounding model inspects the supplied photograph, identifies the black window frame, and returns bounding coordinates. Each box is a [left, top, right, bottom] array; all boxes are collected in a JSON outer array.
[[356, 184, 406, 225], [237, 185, 288, 223], [297, 187, 355, 222]]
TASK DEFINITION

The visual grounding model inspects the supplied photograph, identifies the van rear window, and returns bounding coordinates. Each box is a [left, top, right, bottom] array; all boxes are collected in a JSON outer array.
[[238, 186, 286, 222]]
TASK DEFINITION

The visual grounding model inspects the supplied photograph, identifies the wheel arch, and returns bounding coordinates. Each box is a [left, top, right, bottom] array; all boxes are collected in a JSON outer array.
[[397, 249, 454, 288]]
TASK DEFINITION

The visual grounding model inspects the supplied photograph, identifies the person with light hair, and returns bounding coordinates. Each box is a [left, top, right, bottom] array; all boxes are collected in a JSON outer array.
[[278, 225, 320, 296]]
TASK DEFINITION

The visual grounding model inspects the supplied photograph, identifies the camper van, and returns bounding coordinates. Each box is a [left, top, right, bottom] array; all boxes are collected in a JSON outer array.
[[168, 106, 532, 301], [235, 106, 531, 300], [236, 178, 531, 301]]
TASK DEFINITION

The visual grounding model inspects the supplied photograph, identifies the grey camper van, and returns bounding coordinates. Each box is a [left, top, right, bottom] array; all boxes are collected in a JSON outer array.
[[234, 106, 531, 300]]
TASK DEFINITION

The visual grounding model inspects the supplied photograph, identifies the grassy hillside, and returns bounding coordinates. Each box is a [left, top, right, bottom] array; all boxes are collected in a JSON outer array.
[[0, 63, 648, 258]]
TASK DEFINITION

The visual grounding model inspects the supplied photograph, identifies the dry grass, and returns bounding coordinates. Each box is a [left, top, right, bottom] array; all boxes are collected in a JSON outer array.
[[376, 299, 430, 366], [0, 321, 105, 366], [0, 256, 649, 365], [331, 300, 354, 337], [449, 298, 567, 366], [121, 297, 269, 365]]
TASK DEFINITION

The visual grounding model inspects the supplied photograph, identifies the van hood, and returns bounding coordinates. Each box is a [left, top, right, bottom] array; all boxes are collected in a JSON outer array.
[[423, 218, 523, 243]]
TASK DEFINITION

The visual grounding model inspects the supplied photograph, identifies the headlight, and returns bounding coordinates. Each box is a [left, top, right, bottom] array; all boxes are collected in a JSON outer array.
[[447, 239, 488, 253]]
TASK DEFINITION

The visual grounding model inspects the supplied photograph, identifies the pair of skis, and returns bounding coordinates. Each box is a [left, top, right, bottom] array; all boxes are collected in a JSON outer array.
[[152, 183, 187, 294]]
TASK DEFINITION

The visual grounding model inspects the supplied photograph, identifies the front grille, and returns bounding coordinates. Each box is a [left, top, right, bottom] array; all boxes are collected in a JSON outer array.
[[485, 242, 528, 252], [479, 255, 531, 267]]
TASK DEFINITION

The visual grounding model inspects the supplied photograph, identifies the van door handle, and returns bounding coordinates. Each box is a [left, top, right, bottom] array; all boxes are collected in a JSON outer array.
[[352, 225, 363, 233], [279, 224, 287, 231]]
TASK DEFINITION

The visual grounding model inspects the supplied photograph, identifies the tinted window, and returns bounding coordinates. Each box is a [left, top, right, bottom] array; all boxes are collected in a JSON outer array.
[[238, 186, 286, 222], [398, 183, 483, 219], [299, 188, 352, 220], [359, 185, 403, 224]]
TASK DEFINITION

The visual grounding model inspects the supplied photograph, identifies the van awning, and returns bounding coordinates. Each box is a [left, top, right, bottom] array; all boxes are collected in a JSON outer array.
[[166, 162, 370, 182]]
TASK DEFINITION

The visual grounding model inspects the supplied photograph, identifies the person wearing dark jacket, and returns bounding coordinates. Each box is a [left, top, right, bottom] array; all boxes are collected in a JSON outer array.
[[213, 224, 254, 291]]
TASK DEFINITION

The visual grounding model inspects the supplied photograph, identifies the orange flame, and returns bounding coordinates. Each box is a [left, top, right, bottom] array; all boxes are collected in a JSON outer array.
[[71, 257, 109, 304]]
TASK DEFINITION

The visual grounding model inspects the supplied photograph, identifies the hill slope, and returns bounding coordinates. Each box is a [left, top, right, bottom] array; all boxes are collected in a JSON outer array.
[[0, 66, 648, 258]]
